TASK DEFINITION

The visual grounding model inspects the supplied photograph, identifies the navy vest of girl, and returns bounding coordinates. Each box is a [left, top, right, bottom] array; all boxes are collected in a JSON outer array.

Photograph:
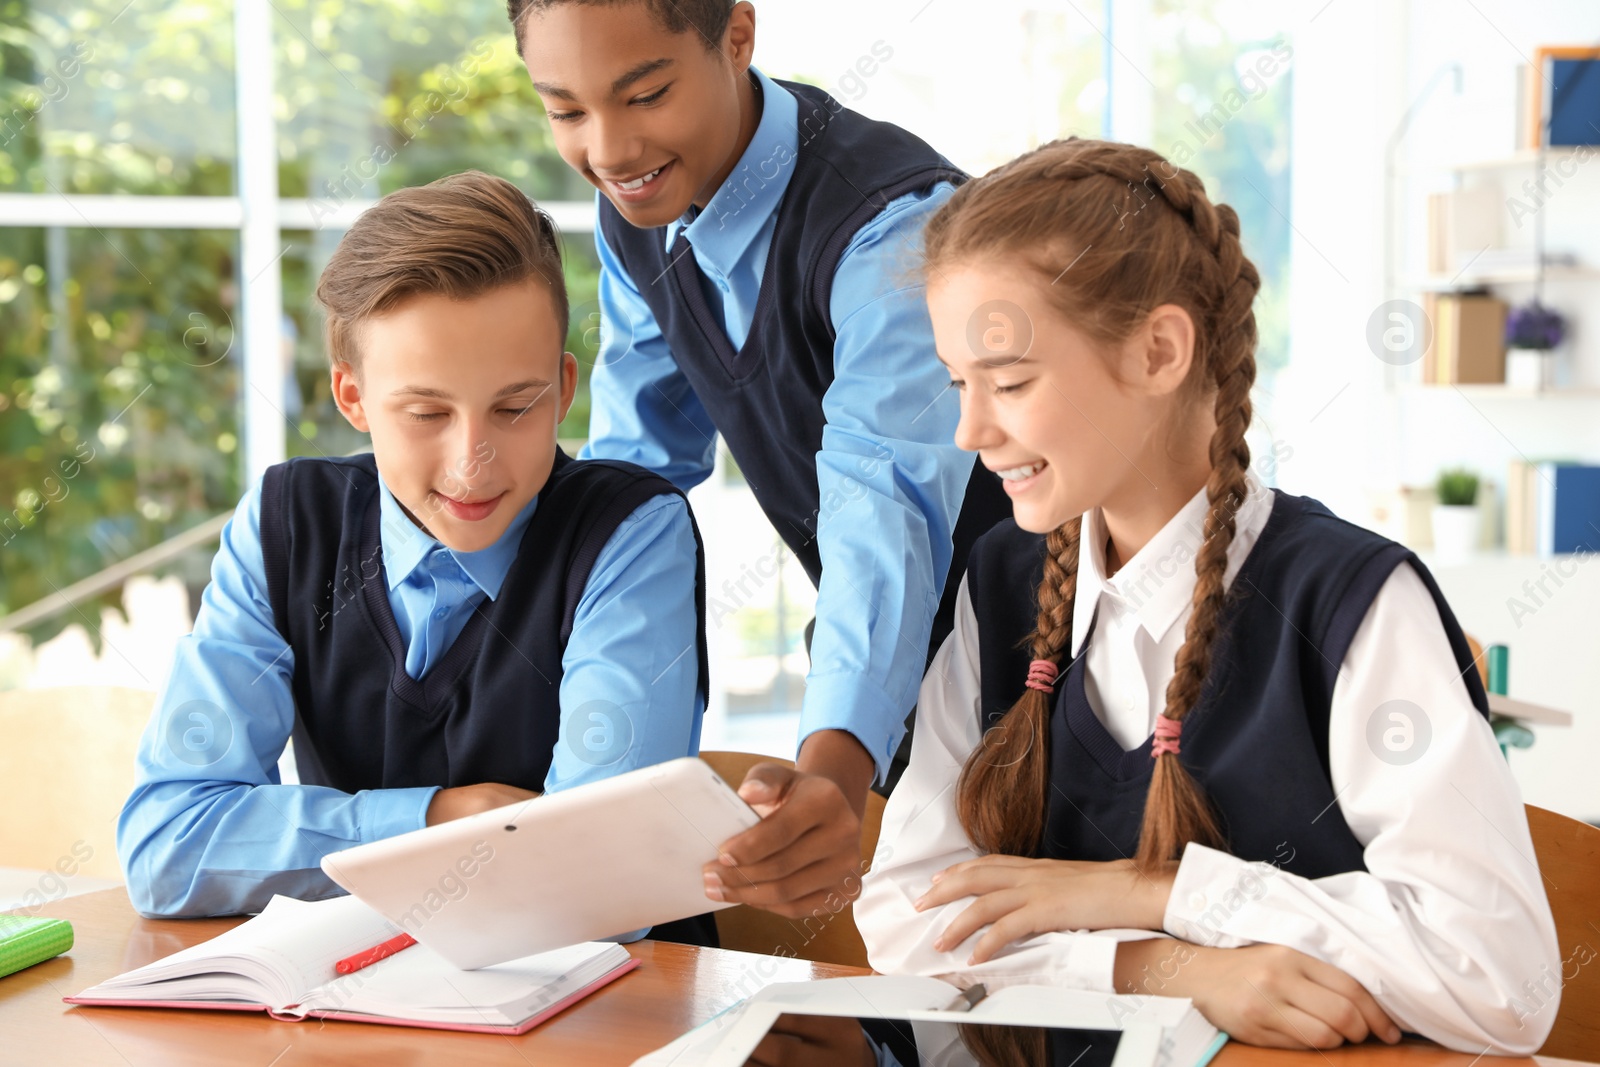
[[258, 450, 708, 795], [963, 493, 1490, 878], [597, 78, 1013, 660]]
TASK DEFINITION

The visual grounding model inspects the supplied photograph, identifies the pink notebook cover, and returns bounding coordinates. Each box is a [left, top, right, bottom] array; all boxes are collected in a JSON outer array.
[[64, 957, 640, 1036]]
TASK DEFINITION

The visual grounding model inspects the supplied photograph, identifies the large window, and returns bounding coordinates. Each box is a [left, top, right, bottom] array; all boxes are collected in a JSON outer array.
[[0, 0, 594, 639], [1, 1, 1293, 743], [0, 224, 239, 618]]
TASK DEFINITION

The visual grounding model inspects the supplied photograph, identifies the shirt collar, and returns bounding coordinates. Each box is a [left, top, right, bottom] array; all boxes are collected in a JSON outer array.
[[1072, 470, 1274, 657], [375, 472, 539, 600], [663, 66, 798, 268]]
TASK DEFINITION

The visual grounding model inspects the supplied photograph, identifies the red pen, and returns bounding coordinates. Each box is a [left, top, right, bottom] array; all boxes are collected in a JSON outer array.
[[334, 932, 418, 975]]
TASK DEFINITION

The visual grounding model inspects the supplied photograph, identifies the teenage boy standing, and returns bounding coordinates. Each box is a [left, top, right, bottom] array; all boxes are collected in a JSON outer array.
[[513, 0, 1009, 919]]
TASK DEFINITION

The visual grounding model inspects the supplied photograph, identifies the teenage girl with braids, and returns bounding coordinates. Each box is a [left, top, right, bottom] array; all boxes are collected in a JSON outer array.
[[855, 139, 1559, 1054]]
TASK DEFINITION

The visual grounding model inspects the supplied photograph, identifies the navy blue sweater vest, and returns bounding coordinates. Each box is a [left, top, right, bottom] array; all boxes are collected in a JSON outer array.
[[964, 493, 1489, 879], [257, 450, 708, 795], [597, 78, 1013, 662]]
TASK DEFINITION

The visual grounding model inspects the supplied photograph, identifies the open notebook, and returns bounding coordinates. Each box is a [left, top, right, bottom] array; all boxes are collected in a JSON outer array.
[[65, 894, 637, 1035]]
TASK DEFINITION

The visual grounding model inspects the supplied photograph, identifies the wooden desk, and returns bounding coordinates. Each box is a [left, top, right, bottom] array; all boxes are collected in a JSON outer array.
[[3, 890, 1594, 1066]]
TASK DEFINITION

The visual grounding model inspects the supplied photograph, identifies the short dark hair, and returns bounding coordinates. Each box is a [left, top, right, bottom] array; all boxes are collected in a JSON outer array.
[[316, 170, 568, 370], [507, 0, 735, 52]]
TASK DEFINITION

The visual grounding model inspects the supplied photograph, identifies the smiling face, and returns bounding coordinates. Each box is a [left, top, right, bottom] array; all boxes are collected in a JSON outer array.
[[928, 260, 1206, 537], [518, 1, 757, 229], [331, 278, 578, 553]]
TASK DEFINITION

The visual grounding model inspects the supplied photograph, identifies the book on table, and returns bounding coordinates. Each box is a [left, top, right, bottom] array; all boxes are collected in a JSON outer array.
[[0, 914, 74, 979], [64, 893, 636, 1034]]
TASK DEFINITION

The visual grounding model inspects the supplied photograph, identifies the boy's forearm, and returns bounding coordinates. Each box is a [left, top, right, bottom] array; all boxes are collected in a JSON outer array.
[[796, 729, 875, 819], [120, 779, 435, 917]]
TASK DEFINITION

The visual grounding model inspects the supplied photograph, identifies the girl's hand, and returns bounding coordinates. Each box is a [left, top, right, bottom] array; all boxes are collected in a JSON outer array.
[[1116, 939, 1402, 1050], [912, 855, 1178, 963]]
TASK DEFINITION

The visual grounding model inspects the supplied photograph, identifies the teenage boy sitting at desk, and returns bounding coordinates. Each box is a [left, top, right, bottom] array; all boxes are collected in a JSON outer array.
[[118, 172, 713, 946]]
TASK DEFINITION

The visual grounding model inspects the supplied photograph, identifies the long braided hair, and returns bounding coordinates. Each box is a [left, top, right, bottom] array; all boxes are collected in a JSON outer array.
[[929, 138, 1261, 869]]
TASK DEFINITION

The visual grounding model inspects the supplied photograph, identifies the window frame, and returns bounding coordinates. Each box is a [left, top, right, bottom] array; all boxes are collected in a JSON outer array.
[[0, 0, 596, 487]]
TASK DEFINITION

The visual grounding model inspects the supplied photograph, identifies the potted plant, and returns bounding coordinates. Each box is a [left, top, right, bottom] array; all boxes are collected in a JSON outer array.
[[1432, 468, 1481, 562], [1504, 301, 1567, 390]]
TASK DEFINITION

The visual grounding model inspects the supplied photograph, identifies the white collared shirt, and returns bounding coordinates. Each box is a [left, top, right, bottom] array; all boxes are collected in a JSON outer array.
[[856, 475, 1560, 1055], [1073, 474, 1276, 749]]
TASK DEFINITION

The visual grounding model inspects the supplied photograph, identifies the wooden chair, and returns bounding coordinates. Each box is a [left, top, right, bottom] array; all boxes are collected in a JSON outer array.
[[0, 686, 155, 882], [698, 750, 887, 969], [1526, 804, 1600, 1059]]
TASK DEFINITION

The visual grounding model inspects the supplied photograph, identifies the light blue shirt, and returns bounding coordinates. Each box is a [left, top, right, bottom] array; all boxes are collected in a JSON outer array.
[[582, 67, 972, 783], [118, 462, 705, 918]]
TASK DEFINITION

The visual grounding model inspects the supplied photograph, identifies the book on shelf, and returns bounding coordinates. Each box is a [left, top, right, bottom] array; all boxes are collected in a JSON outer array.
[[1462, 248, 1580, 275], [65, 893, 637, 1034], [1429, 293, 1507, 384], [1421, 292, 1438, 384], [1506, 460, 1600, 556], [1507, 460, 1536, 554], [1426, 187, 1501, 275], [1535, 49, 1600, 149]]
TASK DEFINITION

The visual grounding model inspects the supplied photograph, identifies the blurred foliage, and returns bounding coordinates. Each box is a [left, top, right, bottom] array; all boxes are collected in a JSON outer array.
[[1436, 467, 1480, 507], [272, 3, 590, 201], [1148, 0, 1293, 380], [0, 0, 236, 195], [0, 0, 598, 642], [0, 225, 240, 640], [0, 0, 1295, 657]]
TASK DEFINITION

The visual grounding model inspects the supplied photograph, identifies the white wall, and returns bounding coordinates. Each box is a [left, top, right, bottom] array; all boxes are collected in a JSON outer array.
[[1427, 550, 1600, 821], [753, 0, 1110, 175], [1283, 0, 1600, 821]]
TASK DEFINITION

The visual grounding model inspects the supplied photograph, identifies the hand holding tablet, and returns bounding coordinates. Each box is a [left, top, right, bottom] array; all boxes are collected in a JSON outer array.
[[321, 758, 760, 969]]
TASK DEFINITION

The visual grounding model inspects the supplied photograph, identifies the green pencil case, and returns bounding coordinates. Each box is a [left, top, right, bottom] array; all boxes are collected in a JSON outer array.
[[0, 914, 74, 978]]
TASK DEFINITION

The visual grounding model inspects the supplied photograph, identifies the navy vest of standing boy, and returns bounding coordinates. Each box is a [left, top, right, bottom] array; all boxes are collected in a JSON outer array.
[[963, 491, 1491, 878], [597, 74, 1012, 789]]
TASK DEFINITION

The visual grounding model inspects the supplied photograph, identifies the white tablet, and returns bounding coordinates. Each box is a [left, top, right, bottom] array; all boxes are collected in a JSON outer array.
[[320, 757, 760, 969], [705, 1009, 1167, 1067], [696, 977, 1216, 1067]]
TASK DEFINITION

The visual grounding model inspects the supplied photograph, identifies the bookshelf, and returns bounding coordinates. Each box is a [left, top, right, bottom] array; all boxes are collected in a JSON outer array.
[[1401, 265, 1599, 291], [1378, 58, 1600, 584], [1386, 148, 1598, 393], [1394, 145, 1590, 175], [1398, 382, 1600, 398]]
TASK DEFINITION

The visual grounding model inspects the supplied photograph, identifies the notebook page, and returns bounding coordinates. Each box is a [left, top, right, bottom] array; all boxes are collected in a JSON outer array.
[[241, 894, 405, 1005], [295, 939, 629, 1025], [83, 894, 401, 1008]]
